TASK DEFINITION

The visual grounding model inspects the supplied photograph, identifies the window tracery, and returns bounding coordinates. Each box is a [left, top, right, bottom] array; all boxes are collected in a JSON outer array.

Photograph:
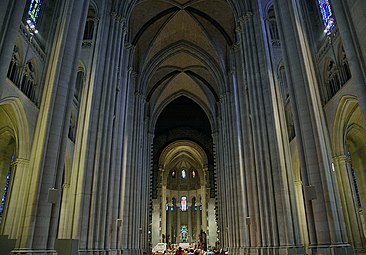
[[0, 155, 14, 218], [340, 46, 351, 83], [267, 7, 280, 47], [326, 60, 340, 98], [7, 47, 20, 84], [318, 0, 336, 35], [83, 7, 96, 42], [21, 62, 37, 101], [181, 169, 186, 179], [26, 0, 42, 31]]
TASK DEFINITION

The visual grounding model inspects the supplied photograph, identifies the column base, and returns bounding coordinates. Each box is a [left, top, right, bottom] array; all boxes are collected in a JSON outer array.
[[121, 249, 144, 255], [10, 249, 57, 255], [307, 244, 354, 255], [55, 239, 79, 255], [78, 250, 110, 255], [236, 246, 306, 255], [0, 235, 16, 255], [353, 248, 366, 255]]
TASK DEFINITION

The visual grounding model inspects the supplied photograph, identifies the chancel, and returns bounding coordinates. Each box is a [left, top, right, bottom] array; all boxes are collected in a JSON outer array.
[[0, 0, 366, 255]]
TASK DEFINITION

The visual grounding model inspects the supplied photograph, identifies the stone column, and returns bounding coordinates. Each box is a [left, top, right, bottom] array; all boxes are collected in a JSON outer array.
[[201, 186, 207, 235], [168, 202, 173, 244], [108, 23, 129, 255], [161, 185, 167, 241], [333, 155, 365, 249], [188, 202, 192, 242], [1, 158, 29, 239], [0, 0, 28, 96], [196, 202, 201, 243], [12, 0, 90, 253], [177, 199, 181, 243], [273, 0, 351, 253], [70, 11, 129, 254], [218, 93, 230, 249], [119, 65, 136, 253]]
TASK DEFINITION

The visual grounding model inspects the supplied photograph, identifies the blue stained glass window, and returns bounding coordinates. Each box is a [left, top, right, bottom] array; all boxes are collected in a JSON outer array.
[[0, 169, 12, 216], [318, 0, 336, 35], [348, 152, 361, 208], [26, 0, 42, 30], [351, 168, 361, 208]]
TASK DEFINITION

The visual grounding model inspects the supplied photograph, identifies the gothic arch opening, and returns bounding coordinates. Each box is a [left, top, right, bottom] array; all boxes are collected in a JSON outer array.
[[0, 99, 30, 239], [151, 96, 216, 249], [333, 97, 366, 250]]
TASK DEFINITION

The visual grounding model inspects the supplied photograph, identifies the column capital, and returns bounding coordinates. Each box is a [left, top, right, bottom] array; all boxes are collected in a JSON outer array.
[[12, 158, 30, 167], [148, 132, 155, 141], [332, 154, 348, 163], [110, 12, 125, 24], [131, 70, 138, 79], [239, 12, 253, 26], [231, 42, 240, 52], [135, 91, 146, 101]]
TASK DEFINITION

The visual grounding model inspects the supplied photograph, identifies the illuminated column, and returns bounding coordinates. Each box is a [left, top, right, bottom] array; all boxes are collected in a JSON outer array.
[[12, 0, 90, 254], [196, 206, 200, 243], [168, 202, 173, 243], [273, 0, 351, 253], [161, 185, 167, 241], [333, 155, 365, 248], [1, 158, 29, 238], [177, 198, 181, 242], [188, 201, 192, 242], [201, 185, 207, 234]]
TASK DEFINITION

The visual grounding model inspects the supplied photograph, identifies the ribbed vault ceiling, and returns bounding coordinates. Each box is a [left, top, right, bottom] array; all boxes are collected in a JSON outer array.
[[130, 1, 235, 197], [129, 0, 235, 119]]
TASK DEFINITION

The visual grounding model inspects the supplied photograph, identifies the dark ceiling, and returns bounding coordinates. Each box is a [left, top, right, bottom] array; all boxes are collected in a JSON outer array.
[[155, 96, 211, 135]]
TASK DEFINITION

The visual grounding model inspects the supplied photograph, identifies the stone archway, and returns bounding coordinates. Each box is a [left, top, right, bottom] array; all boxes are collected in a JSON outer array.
[[332, 96, 366, 251], [0, 98, 30, 240], [152, 140, 216, 249]]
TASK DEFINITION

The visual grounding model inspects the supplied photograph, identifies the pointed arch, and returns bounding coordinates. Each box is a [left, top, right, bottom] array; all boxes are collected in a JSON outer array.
[[332, 96, 359, 156], [0, 97, 30, 159], [150, 93, 215, 134]]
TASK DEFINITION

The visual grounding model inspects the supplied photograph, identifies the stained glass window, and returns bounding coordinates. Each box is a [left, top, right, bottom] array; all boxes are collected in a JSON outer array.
[[171, 198, 175, 211], [348, 152, 361, 208], [0, 156, 14, 217], [180, 196, 187, 211], [317, 0, 336, 35], [181, 169, 186, 179], [26, 0, 42, 32]]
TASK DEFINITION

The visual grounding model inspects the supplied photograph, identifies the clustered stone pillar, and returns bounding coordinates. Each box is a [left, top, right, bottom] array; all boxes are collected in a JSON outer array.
[[333, 155, 365, 249], [188, 202, 192, 242], [1, 158, 29, 239], [201, 185, 207, 234], [233, 4, 306, 254], [273, 0, 351, 253], [9, 0, 90, 254], [161, 185, 167, 242]]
